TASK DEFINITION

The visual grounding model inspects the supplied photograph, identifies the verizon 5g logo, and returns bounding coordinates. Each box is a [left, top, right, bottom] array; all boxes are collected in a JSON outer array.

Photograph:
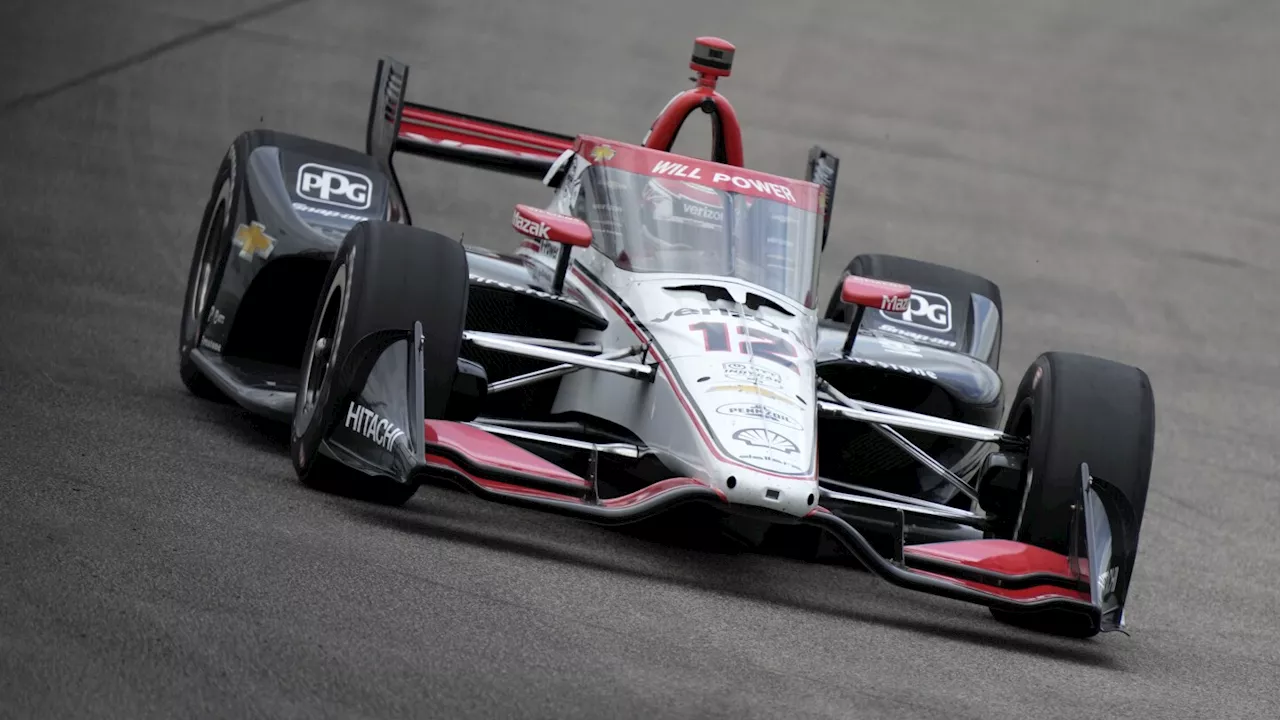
[[879, 288, 953, 333], [296, 164, 373, 210]]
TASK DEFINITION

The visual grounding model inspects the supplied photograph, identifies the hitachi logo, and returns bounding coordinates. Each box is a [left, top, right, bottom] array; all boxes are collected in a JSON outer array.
[[345, 402, 405, 452]]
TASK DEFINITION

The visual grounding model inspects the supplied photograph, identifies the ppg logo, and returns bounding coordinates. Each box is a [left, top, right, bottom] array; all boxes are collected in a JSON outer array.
[[296, 163, 373, 210], [878, 288, 953, 333]]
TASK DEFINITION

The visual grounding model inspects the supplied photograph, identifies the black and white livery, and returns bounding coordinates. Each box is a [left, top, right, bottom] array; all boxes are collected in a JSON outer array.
[[179, 38, 1155, 638]]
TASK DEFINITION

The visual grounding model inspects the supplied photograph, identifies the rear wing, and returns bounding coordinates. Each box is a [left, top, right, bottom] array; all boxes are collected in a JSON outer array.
[[366, 56, 574, 197]]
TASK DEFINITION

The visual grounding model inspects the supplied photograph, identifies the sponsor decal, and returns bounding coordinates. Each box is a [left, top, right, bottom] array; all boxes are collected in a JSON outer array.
[[875, 323, 958, 348], [810, 154, 836, 215], [468, 275, 582, 308], [717, 403, 803, 430], [649, 161, 798, 203], [199, 337, 222, 352], [649, 306, 806, 344], [232, 222, 276, 262], [512, 210, 551, 240], [732, 427, 799, 455], [737, 453, 805, 473], [879, 288, 953, 333], [876, 337, 924, 358], [208, 307, 226, 326], [1098, 565, 1119, 595], [880, 295, 910, 313], [707, 383, 799, 406], [296, 163, 373, 210], [293, 201, 371, 224], [722, 362, 783, 388], [589, 145, 616, 162], [848, 355, 938, 380], [344, 402, 405, 452], [681, 202, 723, 222]]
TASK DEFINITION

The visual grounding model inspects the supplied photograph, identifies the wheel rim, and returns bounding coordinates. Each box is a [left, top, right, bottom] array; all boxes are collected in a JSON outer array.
[[295, 266, 348, 438]]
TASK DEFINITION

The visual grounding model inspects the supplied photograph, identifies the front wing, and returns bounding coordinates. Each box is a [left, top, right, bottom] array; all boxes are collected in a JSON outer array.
[[411, 417, 1118, 633]]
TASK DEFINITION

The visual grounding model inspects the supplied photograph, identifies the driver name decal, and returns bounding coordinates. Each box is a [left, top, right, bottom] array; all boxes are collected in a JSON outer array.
[[650, 161, 797, 203]]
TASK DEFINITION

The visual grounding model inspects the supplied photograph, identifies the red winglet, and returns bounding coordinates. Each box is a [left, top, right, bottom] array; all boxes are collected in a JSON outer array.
[[423, 421, 589, 489], [841, 275, 913, 312], [512, 204, 592, 248]]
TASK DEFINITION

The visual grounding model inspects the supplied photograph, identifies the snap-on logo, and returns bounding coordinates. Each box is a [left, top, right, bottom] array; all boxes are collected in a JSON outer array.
[[296, 164, 373, 210]]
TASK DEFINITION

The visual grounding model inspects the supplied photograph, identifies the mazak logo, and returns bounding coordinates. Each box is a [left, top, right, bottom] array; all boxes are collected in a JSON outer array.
[[879, 289, 953, 333], [880, 295, 910, 313], [717, 403, 802, 430], [296, 164, 373, 210], [512, 210, 551, 240]]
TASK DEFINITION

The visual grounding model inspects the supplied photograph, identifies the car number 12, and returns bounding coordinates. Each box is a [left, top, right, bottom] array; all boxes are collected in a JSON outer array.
[[689, 321, 798, 372]]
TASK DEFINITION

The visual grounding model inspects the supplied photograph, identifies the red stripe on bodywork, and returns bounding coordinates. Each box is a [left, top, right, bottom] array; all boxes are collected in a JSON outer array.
[[424, 420, 589, 489], [399, 106, 573, 161], [570, 266, 815, 482]]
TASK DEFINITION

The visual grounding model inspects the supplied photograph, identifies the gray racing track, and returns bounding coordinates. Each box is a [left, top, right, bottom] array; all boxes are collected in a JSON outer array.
[[3, 1, 1279, 718]]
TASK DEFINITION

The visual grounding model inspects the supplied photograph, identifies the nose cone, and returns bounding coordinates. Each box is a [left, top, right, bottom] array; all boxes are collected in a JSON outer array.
[[717, 465, 819, 517]]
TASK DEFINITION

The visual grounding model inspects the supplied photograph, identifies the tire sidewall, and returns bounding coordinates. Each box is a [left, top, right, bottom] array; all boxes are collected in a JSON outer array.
[[180, 148, 238, 360]]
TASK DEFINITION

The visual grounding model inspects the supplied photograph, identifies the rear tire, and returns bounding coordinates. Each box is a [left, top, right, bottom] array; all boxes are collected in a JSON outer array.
[[825, 253, 1003, 368], [990, 351, 1156, 636], [289, 220, 470, 506]]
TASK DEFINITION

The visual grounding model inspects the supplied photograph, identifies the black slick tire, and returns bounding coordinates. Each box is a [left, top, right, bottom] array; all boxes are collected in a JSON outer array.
[[991, 351, 1156, 636], [178, 145, 239, 401], [289, 220, 469, 506]]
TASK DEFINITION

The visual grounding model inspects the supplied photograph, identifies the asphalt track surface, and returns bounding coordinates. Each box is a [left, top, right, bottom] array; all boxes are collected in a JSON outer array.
[[3, 1, 1280, 718]]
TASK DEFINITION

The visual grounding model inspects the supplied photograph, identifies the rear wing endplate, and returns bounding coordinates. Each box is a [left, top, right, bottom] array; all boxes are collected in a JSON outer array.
[[806, 146, 839, 250]]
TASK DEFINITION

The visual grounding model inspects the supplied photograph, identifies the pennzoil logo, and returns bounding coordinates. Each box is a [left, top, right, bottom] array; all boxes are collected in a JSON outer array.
[[590, 145, 616, 162], [233, 222, 276, 261]]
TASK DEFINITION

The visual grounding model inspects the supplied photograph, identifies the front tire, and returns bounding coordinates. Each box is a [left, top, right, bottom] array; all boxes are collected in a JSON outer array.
[[290, 220, 470, 506], [178, 146, 238, 401], [991, 351, 1156, 636]]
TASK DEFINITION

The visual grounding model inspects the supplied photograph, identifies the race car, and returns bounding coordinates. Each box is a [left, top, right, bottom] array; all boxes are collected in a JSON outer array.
[[178, 37, 1155, 638]]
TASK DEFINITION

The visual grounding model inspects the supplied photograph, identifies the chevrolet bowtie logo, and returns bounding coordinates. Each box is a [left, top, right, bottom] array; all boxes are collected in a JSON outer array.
[[590, 145, 616, 162], [233, 222, 276, 261]]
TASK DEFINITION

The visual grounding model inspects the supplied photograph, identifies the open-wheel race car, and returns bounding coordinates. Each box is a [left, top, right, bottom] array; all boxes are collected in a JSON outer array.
[[179, 37, 1155, 638]]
